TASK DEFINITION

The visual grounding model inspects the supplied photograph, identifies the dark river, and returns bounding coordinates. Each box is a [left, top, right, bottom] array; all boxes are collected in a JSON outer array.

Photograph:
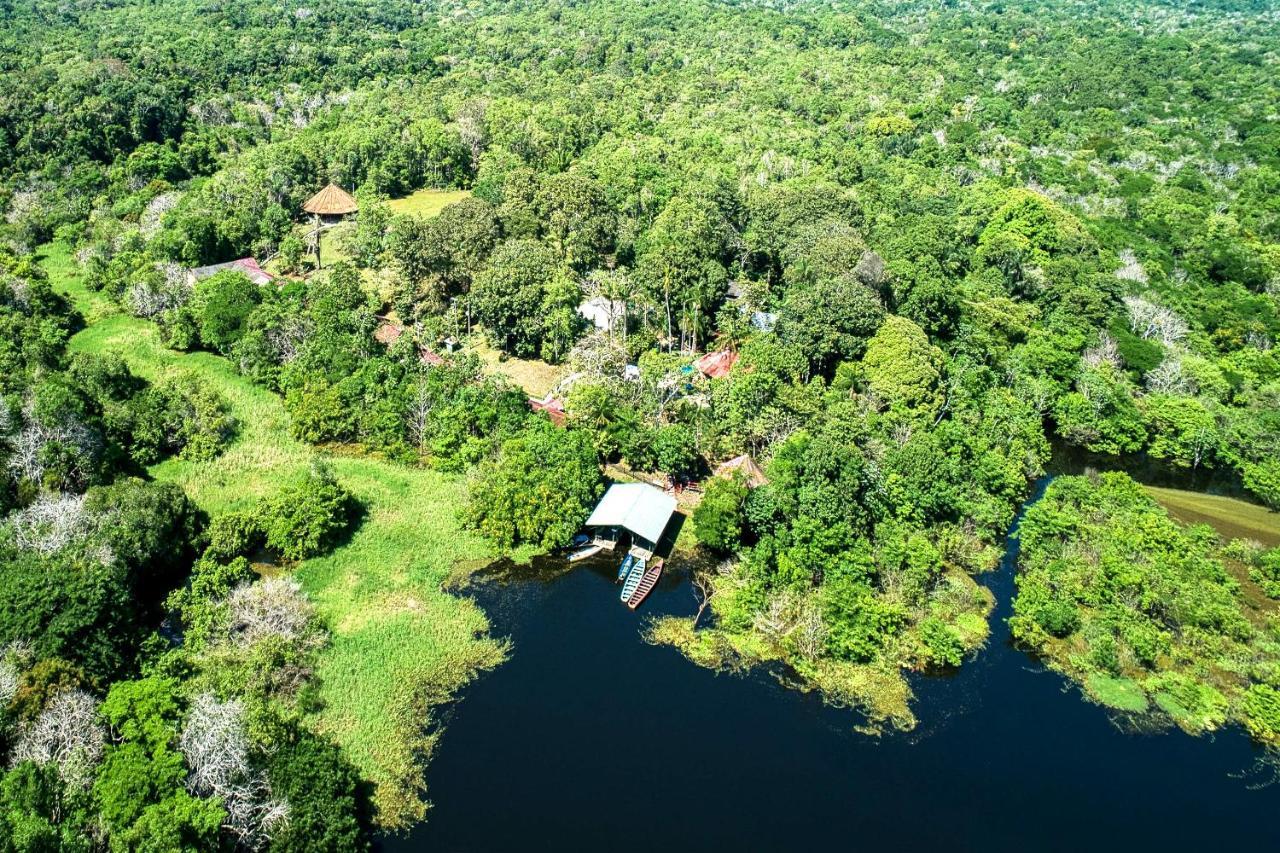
[[385, 472, 1280, 852]]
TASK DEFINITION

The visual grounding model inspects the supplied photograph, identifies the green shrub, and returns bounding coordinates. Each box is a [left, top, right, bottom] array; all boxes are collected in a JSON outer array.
[[192, 270, 261, 353], [693, 475, 748, 553], [1035, 599, 1080, 637], [1242, 683, 1280, 741], [1250, 548, 1280, 599], [1241, 460, 1280, 510], [204, 511, 265, 562], [918, 617, 965, 668], [261, 463, 358, 561]]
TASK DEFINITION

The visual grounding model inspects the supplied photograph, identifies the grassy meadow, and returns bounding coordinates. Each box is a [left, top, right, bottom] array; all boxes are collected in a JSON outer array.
[[38, 242, 506, 827], [1144, 485, 1280, 548], [388, 187, 472, 218], [469, 336, 566, 399]]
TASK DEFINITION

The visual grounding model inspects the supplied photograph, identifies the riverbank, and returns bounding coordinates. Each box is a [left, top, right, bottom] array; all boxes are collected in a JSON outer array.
[[390, 515, 1280, 852], [1013, 472, 1280, 743], [38, 242, 506, 827]]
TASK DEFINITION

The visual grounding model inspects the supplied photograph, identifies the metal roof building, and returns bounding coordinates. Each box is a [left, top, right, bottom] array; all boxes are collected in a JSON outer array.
[[585, 483, 677, 557]]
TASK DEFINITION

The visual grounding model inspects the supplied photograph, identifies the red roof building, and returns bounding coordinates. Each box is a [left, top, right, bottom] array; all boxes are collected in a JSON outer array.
[[187, 257, 273, 287], [374, 321, 404, 346], [694, 349, 739, 379], [419, 346, 446, 367], [528, 393, 567, 427]]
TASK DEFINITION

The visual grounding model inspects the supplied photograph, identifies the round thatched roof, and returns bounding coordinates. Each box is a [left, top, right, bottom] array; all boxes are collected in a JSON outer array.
[[302, 183, 358, 215]]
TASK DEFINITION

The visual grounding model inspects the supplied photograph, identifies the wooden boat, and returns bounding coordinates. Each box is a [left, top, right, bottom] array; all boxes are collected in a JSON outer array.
[[626, 559, 664, 610], [616, 553, 636, 582], [567, 543, 603, 562], [620, 558, 647, 602]]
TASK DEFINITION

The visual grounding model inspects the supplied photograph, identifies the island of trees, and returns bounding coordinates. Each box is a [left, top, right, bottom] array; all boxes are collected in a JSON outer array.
[[0, 0, 1278, 847]]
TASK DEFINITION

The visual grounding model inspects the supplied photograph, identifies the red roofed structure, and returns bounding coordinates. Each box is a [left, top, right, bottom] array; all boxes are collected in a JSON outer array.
[[694, 349, 738, 379], [714, 454, 769, 488], [374, 321, 404, 346], [187, 257, 273, 287], [528, 393, 567, 427]]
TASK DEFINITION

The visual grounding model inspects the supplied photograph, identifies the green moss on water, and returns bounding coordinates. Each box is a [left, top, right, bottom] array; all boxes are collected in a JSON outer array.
[[1085, 675, 1149, 712]]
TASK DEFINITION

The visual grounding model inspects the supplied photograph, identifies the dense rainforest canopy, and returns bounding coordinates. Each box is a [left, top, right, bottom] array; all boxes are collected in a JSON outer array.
[[0, 0, 1278, 847]]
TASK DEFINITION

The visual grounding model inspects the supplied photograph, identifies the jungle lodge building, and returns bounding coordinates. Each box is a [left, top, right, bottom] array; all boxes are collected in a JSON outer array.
[[585, 483, 678, 560]]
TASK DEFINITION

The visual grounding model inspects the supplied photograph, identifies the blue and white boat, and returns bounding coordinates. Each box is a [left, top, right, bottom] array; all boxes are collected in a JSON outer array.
[[620, 558, 647, 602], [616, 553, 636, 582]]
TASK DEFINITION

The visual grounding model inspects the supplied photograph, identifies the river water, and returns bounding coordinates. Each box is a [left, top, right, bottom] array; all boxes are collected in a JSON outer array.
[[386, 473, 1280, 852]]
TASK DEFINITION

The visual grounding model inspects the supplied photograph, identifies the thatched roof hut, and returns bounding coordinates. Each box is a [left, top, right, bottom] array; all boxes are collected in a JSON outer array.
[[302, 183, 358, 216], [714, 454, 768, 488]]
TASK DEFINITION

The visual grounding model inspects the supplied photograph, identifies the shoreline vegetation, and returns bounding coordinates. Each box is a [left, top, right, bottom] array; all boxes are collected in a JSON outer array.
[[38, 241, 507, 828], [647, 565, 994, 732], [1013, 473, 1280, 743]]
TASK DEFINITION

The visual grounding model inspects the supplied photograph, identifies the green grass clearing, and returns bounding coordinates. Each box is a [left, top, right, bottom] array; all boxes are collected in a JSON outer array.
[[470, 335, 565, 399], [39, 241, 505, 828], [388, 187, 472, 218], [1144, 485, 1280, 548]]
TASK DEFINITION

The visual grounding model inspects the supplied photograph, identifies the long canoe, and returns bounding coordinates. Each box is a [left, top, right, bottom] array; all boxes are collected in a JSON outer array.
[[620, 558, 646, 602], [626, 560, 664, 610]]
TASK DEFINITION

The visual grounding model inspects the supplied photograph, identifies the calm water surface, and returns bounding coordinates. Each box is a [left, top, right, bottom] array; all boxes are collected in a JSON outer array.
[[386, 476, 1280, 852]]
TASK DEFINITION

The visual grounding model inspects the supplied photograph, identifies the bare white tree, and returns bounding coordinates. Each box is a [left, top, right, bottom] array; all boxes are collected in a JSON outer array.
[[181, 694, 289, 849], [264, 315, 311, 365], [128, 262, 191, 318], [0, 659, 17, 709], [752, 590, 801, 644], [1145, 357, 1193, 395], [793, 598, 828, 662], [225, 578, 320, 650], [140, 192, 181, 238], [1123, 295, 1188, 347], [12, 690, 105, 788], [1114, 248, 1149, 284], [405, 381, 436, 453], [454, 98, 489, 168], [1081, 332, 1122, 371], [7, 405, 103, 490], [567, 331, 628, 380], [690, 565, 725, 630], [5, 493, 98, 555]]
